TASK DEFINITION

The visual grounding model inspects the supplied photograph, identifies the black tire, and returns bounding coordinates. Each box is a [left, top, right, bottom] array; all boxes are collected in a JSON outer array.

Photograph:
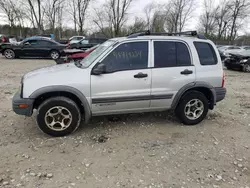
[[175, 91, 209, 125], [242, 64, 250, 72], [4, 49, 15, 59], [37, 97, 81, 137], [50, 50, 60, 60]]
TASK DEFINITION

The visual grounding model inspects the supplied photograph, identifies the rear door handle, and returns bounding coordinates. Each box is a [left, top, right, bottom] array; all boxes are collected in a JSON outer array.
[[180, 69, 193, 75], [134, 72, 148, 78]]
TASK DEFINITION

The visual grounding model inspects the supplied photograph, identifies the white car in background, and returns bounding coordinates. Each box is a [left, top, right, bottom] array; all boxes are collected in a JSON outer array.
[[69, 36, 85, 44]]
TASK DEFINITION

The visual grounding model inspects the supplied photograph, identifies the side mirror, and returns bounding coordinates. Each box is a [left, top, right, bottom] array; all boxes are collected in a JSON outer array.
[[24, 42, 30, 46], [92, 63, 106, 75]]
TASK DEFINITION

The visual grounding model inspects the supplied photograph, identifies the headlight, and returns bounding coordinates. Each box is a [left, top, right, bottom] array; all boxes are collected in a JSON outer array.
[[223, 52, 230, 57], [240, 59, 248, 63]]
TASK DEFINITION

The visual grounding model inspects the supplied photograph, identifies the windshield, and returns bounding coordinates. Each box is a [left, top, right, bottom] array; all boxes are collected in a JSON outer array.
[[80, 39, 89, 44], [80, 40, 117, 68]]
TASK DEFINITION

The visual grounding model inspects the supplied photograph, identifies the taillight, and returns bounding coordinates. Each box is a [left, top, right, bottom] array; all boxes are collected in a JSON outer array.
[[222, 72, 225, 87]]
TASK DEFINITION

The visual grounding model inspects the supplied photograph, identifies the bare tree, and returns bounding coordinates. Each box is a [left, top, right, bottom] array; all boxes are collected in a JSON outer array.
[[26, 0, 44, 32], [143, 2, 156, 30], [68, 0, 78, 33], [199, 0, 217, 35], [127, 17, 146, 34], [0, 0, 18, 27], [43, 0, 64, 33], [93, 8, 113, 37], [93, 0, 135, 37], [151, 11, 166, 32], [76, 0, 91, 35], [68, 0, 91, 35], [167, 0, 196, 32], [214, 2, 231, 39], [228, 0, 250, 41]]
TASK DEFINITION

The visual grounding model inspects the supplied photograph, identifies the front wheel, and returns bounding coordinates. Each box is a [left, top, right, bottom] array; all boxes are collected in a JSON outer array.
[[50, 50, 60, 60], [37, 97, 81, 137], [4, 49, 15, 59], [175, 91, 209, 125], [242, 64, 250, 72]]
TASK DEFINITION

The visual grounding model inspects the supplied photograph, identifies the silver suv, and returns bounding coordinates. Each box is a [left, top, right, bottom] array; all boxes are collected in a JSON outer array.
[[12, 31, 226, 137]]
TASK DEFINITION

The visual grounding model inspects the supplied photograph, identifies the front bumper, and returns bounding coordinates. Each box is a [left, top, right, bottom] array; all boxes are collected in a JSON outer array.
[[215, 87, 226, 102], [12, 91, 34, 116]]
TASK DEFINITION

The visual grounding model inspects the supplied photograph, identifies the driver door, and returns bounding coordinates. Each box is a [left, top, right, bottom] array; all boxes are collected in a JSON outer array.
[[90, 41, 152, 115], [21, 40, 38, 57]]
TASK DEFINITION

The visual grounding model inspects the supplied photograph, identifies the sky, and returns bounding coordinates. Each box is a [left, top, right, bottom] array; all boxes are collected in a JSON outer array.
[[0, 0, 228, 33]]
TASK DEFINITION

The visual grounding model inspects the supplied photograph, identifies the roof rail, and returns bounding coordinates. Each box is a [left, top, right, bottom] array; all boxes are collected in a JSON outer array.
[[127, 30, 206, 39]]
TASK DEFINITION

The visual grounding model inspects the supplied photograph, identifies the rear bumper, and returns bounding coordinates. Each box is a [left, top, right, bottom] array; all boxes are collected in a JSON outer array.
[[215, 87, 226, 102], [12, 91, 34, 116]]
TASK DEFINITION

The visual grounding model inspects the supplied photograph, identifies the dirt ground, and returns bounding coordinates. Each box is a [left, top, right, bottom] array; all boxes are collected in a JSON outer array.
[[0, 57, 249, 188]]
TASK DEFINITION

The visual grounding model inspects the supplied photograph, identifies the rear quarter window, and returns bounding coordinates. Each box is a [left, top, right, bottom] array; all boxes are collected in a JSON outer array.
[[194, 42, 218, 65]]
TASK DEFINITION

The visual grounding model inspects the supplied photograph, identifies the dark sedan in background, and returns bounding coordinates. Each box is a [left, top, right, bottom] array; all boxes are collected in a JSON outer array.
[[69, 37, 107, 50], [1, 37, 66, 59]]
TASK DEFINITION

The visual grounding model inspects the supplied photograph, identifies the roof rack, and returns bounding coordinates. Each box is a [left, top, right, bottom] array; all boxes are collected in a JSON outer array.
[[127, 30, 206, 39]]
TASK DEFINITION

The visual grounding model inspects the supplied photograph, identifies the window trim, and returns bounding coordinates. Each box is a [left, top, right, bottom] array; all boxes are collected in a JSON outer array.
[[93, 40, 150, 74], [152, 39, 193, 69], [194, 41, 218, 66]]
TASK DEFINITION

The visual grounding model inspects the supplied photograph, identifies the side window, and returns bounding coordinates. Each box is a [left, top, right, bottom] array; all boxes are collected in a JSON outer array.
[[26, 40, 38, 45], [101, 42, 148, 73], [154, 41, 176, 68], [39, 41, 53, 46], [176, 42, 191, 66], [194, 42, 218, 65], [154, 41, 191, 68]]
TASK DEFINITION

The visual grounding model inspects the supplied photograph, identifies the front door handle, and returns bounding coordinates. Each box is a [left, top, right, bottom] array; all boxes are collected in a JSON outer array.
[[134, 72, 148, 78], [180, 69, 193, 75]]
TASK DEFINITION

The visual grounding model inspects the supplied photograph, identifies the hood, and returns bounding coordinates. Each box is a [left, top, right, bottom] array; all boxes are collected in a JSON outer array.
[[229, 50, 250, 57], [22, 62, 91, 98], [24, 63, 77, 81]]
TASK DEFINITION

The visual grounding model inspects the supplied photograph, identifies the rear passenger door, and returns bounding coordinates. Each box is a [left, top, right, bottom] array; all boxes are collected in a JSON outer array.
[[151, 40, 196, 109]]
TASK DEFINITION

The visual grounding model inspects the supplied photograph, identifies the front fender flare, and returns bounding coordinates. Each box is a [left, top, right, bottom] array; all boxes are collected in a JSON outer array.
[[30, 85, 91, 123]]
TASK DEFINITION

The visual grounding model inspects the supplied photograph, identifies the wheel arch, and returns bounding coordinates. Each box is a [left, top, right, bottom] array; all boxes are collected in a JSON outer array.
[[171, 82, 216, 110], [30, 86, 91, 123], [3, 48, 15, 58]]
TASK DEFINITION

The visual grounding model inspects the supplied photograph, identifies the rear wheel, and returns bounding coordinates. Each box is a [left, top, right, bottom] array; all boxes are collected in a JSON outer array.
[[4, 49, 15, 59], [37, 97, 81, 137], [175, 91, 209, 125], [50, 50, 60, 60]]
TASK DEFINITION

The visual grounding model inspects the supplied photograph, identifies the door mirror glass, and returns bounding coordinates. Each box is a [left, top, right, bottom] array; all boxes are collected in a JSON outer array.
[[92, 63, 106, 75]]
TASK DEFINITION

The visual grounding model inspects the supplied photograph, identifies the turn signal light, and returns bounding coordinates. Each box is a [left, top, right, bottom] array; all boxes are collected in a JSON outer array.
[[18, 104, 29, 109]]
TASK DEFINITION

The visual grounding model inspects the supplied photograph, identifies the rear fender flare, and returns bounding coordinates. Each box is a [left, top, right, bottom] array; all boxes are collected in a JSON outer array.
[[171, 82, 216, 110]]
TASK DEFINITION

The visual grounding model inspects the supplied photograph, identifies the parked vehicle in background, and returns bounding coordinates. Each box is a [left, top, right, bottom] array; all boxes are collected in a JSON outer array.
[[224, 53, 250, 72], [0, 34, 7, 43], [1, 37, 66, 59], [0, 35, 18, 44], [68, 36, 85, 44], [218, 46, 242, 61], [55, 45, 99, 64], [241, 46, 250, 50], [69, 38, 107, 50], [12, 30, 226, 137]]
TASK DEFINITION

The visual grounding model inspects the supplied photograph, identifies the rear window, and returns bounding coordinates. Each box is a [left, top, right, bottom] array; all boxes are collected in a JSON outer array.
[[194, 42, 217, 65]]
